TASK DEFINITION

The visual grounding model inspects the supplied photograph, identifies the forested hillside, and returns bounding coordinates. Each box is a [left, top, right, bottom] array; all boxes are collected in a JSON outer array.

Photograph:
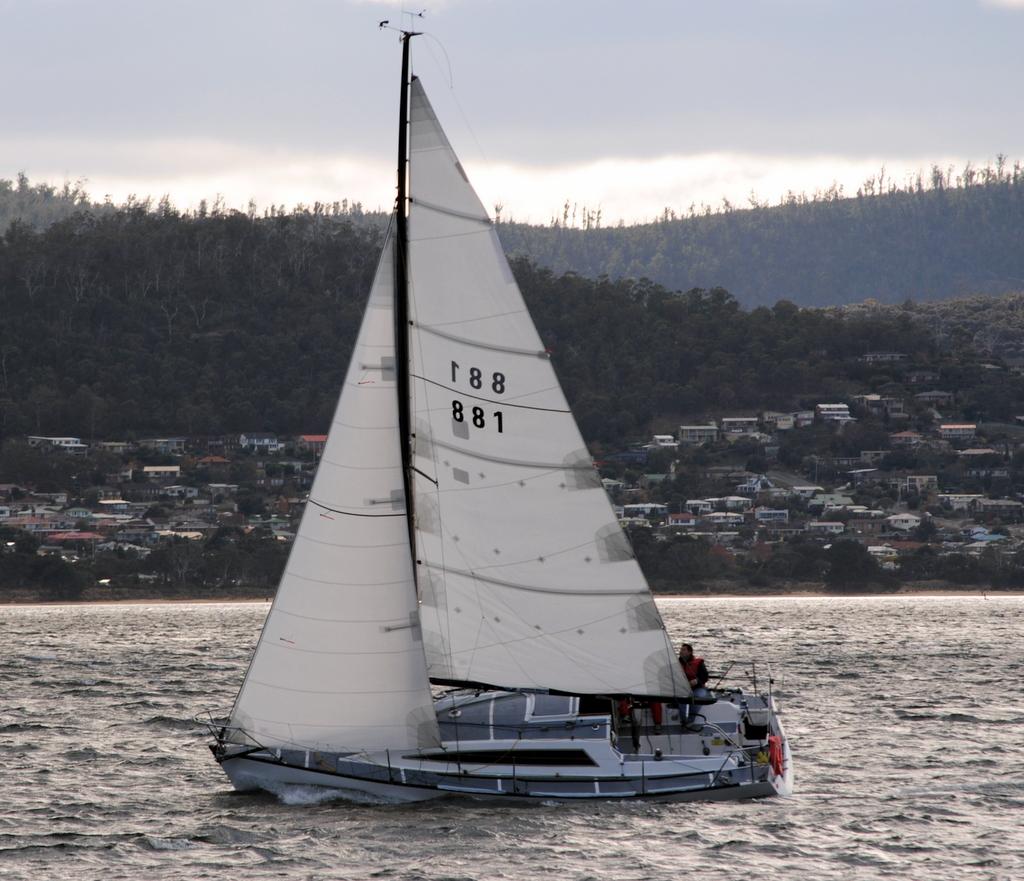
[[6, 162, 1024, 310], [496, 161, 1024, 307], [0, 197, 963, 448]]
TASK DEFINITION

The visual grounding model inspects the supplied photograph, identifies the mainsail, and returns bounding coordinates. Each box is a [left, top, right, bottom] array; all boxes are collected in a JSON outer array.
[[406, 80, 688, 699], [227, 229, 440, 753]]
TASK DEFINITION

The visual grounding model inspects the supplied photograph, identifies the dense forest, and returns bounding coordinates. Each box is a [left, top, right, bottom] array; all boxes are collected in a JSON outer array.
[[496, 160, 1024, 307], [4, 171, 1024, 448], [5, 162, 1024, 312], [0, 193, 958, 447]]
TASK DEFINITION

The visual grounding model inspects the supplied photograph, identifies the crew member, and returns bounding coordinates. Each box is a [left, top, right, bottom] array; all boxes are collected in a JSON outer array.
[[678, 642, 710, 728]]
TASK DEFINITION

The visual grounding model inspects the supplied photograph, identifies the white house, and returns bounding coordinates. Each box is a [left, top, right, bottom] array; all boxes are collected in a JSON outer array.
[[886, 513, 922, 532], [678, 424, 719, 445], [938, 424, 976, 441], [622, 503, 668, 517], [807, 521, 846, 535], [239, 433, 284, 453], [719, 417, 759, 434], [816, 403, 854, 423], [27, 436, 89, 455], [754, 508, 789, 524], [704, 512, 745, 527]]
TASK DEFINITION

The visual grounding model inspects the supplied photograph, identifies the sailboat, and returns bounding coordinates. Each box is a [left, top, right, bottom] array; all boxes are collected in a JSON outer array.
[[203, 32, 793, 803]]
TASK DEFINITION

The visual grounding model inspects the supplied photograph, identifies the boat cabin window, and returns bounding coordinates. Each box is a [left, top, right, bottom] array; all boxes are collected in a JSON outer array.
[[528, 694, 577, 719]]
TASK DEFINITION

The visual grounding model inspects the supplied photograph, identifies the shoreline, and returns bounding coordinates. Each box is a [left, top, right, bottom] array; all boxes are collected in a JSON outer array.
[[3, 586, 1022, 607]]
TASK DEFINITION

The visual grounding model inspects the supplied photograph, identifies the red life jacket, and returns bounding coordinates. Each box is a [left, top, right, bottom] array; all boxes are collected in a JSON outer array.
[[682, 656, 704, 683]]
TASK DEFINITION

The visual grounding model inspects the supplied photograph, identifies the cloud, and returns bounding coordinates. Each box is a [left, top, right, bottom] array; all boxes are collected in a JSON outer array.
[[470, 153, 971, 225], [0, 135, 981, 225], [981, 0, 1024, 8]]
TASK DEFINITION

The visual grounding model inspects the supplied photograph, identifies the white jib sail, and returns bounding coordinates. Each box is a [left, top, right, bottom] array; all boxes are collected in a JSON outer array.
[[407, 80, 688, 699], [228, 228, 440, 753]]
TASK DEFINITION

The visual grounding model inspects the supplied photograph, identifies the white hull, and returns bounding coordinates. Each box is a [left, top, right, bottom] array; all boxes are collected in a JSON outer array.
[[212, 689, 792, 804]]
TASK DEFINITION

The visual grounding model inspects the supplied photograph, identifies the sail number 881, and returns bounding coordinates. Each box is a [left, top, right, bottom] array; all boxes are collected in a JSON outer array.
[[452, 401, 504, 433]]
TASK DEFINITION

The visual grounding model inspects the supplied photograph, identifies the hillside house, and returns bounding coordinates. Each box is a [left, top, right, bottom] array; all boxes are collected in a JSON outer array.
[[760, 411, 795, 431], [852, 394, 906, 417], [754, 508, 789, 524], [622, 503, 668, 518], [96, 441, 133, 454], [886, 513, 922, 532], [140, 465, 181, 484], [138, 437, 187, 455], [297, 434, 328, 457], [938, 424, 976, 441], [890, 431, 922, 447], [809, 493, 855, 511], [736, 474, 774, 495], [27, 436, 88, 455], [816, 403, 854, 423], [807, 521, 845, 535], [791, 485, 824, 498], [916, 390, 954, 406], [972, 498, 1024, 521], [720, 417, 759, 434], [703, 512, 745, 527], [938, 493, 984, 511], [678, 424, 719, 445], [164, 485, 200, 499], [239, 433, 284, 453], [891, 474, 938, 494]]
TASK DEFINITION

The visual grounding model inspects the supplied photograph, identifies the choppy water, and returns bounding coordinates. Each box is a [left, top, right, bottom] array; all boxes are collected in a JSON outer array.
[[2, 596, 1022, 880]]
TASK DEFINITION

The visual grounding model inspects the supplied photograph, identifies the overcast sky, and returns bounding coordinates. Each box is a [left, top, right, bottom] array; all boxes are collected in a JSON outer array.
[[3, 0, 1023, 223]]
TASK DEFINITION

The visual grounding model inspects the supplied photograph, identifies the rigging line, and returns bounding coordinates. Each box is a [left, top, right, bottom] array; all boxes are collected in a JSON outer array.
[[269, 643, 422, 658], [408, 226, 495, 243], [420, 561, 646, 597], [307, 498, 406, 518], [410, 197, 491, 225], [410, 373, 567, 412], [273, 606, 416, 625], [419, 30, 493, 174], [296, 533, 407, 550], [317, 458, 401, 472], [411, 322, 550, 359], [280, 570, 412, 589], [412, 306, 528, 329]]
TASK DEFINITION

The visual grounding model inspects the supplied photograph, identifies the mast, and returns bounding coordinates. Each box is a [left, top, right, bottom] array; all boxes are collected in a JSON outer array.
[[394, 31, 419, 575]]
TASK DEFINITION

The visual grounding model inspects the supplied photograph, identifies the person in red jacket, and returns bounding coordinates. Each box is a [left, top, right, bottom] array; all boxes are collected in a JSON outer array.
[[678, 643, 710, 728], [679, 643, 709, 690]]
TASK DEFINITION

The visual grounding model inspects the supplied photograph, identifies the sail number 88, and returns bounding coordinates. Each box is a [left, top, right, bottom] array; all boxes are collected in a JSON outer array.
[[452, 400, 504, 432], [451, 361, 505, 394]]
